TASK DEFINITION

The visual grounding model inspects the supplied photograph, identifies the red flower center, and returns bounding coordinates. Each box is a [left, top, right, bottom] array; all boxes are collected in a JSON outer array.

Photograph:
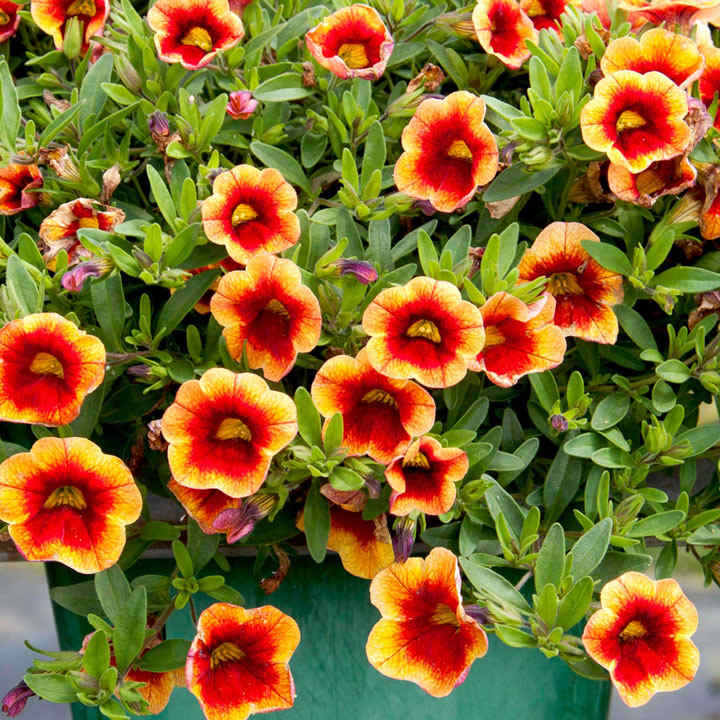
[[43, 485, 87, 510], [361, 388, 398, 408], [231, 202, 258, 226], [619, 619, 647, 642], [338, 42, 369, 69], [66, 0, 96, 16], [548, 272, 583, 296], [181, 26, 213, 51], [210, 642, 245, 669], [215, 417, 253, 442], [30, 352, 65, 379], [405, 318, 442, 343]]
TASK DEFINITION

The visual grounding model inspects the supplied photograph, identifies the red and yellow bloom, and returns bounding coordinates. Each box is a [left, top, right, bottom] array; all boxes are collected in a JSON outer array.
[[472, 0, 537, 69], [0, 0, 20, 42], [31, 0, 109, 51], [601, 28, 704, 88], [582, 571, 699, 708], [210, 252, 322, 382], [385, 436, 467, 516], [607, 156, 697, 207], [699, 43, 720, 129], [311, 348, 435, 464], [298, 506, 395, 579], [162, 368, 297, 498], [0, 313, 105, 426], [617, 0, 720, 29], [147, 0, 244, 70], [167, 478, 236, 535], [469, 291, 566, 387], [186, 602, 300, 720], [202, 165, 300, 264], [0, 163, 42, 215], [581, 70, 691, 173], [362, 276, 485, 389], [517, 222, 624, 344], [0, 437, 141, 574], [520, 0, 576, 31], [366, 547, 488, 697], [394, 91, 499, 213], [305, 4, 394, 81]]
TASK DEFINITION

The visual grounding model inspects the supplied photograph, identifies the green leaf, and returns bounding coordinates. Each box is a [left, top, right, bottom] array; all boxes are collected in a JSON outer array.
[[155, 269, 220, 338], [568, 518, 612, 581], [94, 566, 131, 624], [6, 255, 41, 315], [187, 518, 219, 573], [0, 58, 20, 151], [453, 397, 490, 431], [361, 122, 386, 190], [556, 577, 593, 630], [495, 625, 537, 647], [24, 674, 77, 703], [146, 165, 177, 230], [50, 581, 103, 617], [656, 359, 691, 383], [83, 631, 110, 679], [544, 450, 582, 524], [555, 47, 583, 102], [483, 164, 560, 203], [687, 525, 720, 545], [329, 466, 365, 491], [535, 523, 566, 590], [594, 551, 652, 584], [172, 540, 194, 578], [626, 510, 685, 537], [303, 483, 330, 563], [581, 240, 632, 275], [485, 481, 526, 539], [615, 305, 658, 351], [250, 141, 311, 194], [294, 387, 322, 447], [675, 423, 720, 456], [591, 393, 630, 431], [651, 380, 676, 413], [136, 639, 191, 672], [528, 371, 559, 413], [563, 432, 607, 458], [253, 73, 313, 102], [91, 272, 125, 351], [113, 587, 146, 675], [79, 53, 112, 127], [653, 266, 720, 293], [460, 557, 532, 612]]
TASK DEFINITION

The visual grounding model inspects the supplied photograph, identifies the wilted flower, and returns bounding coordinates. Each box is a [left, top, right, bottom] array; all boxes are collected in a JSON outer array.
[[607, 156, 697, 208], [407, 63, 445, 93], [226, 90, 258, 119], [333, 258, 378, 284], [61, 257, 113, 292], [1, 682, 34, 717], [0, 163, 43, 215], [212, 495, 276, 543], [37, 146, 81, 183]]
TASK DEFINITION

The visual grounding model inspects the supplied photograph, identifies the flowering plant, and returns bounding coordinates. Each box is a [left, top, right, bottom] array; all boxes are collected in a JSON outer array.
[[1, 0, 719, 716]]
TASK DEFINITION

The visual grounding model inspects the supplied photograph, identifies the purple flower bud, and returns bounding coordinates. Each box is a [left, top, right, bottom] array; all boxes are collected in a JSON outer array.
[[148, 111, 169, 138], [463, 604, 490, 626], [364, 475, 381, 498], [213, 495, 275, 544], [2, 682, 34, 717], [61, 258, 112, 292], [226, 91, 259, 120], [127, 364, 152, 379], [414, 199, 436, 216], [551, 414, 569, 432], [333, 259, 378, 285], [392, 516, 416, 563]]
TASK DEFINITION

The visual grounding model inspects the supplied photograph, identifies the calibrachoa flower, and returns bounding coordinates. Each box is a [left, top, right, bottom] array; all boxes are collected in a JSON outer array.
[[394, 91, 499, 213], [201, 165, 300, 264], [1, 682, 35, 718], [366, 547, 488, 696], [385, 436, 468, 516], [209, 252, 322, 382], [581, 70, 691, 173], [520, 0, 574, 31], [0, 312, 105, 426], [0, 437, 142, 573], [582, 572, 699, 708], [147, 0, 244, 70], [311, 348, 436, 464], [305, 4, 394, 81], [124, 658, 181, 715], [472, 0, 537, 70], [469, 291, 566, 387], [226, 90, 258, 119], [298, 507, 395, 579], [0, 2, 21, 44], [607, 156, 697, 207], [162, 368, 297, 498], [517, 222, 624, 344], [167, 478, 237, 535], [38, 199, 125, 267], [30, 0, 109, 51], [362, 276, 485, 389], [601, 28, 704, 88], [186, 602, 300, 720], [699, 43, 720, 129], [617, 0, 720, 28], [0, 163, 42, 215]]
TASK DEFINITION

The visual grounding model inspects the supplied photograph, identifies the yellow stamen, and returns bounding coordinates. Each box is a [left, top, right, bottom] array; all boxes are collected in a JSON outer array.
[[548, 272, 583, 296], [402, 449, 430, 470], [66, 0, 96, 15], [337, 43, 369, 69], [619, 620, 647, 641], [210, 642, 245, 669], [265, 298, 290, 319], [483, 326, 505, 348], [616, 109, 646, 133], [430, 603, 460, 626], [0, 10, 10, 24], [522, 0, 545, 15], [361, 388, 398, 408], [406, 318, 442, 343], [30, 352, 64, 379], [44, 486, 87, 511], [635, 168, 665, 196], [181, 26, 213, 52], [215, 418, 252, 442], [447, 139, 473, 161], [231, 203, 258, 227], [77, 216, 99, 229]]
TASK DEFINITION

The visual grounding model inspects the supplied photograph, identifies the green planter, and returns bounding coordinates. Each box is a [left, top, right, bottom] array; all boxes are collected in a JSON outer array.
[[47, 557, 610, 720]]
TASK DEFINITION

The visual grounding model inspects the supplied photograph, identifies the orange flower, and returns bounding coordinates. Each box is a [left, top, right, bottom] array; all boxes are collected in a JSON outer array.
[[394, 91, 499, 213], [699, 43, 720, 129], [186, 602, 300, 720], [0, 313, 105, 426], [202, 165, 300, 264], [38, 198, 125, 267], [472, 0, 537, 69], [168, 478, 236, 534], [30, 0, 109, 51], [0, 0, 20, 41], [601, 29, 704, 88], [581, 0, 611, 26], [0, 437, 141, 573], [162, 368, 297, 498], [385, 436, 467, 516], [362, 276, 485, 389], [517, 222, 624, 344], [180, 258, 244, 315], [469, 291, 566, 387], [607, 156, 697, 207], [305, 4, 394, 81], [582, 572, 699, 708], [210, 252, 322, 382], [0, 163, 42, 215], [581, 70, 691, 173], [311, 348, 435, 464], [520, 0, 575, 31], [298, 506, 394, 579], [617, 0, 720, 29], [125, 664, 179, 715], [366, 547, 488, 697], [147, 0, 244, 70]]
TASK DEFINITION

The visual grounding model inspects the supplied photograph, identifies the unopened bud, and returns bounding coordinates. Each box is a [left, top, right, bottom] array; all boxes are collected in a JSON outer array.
[[213, 495, 275, 544], [332, 258, 378, 284], [551, 414, 569, 432], [392, 516, 416, 563]]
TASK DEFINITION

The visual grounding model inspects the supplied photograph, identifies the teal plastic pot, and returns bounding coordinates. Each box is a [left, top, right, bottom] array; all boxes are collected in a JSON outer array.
[[47, 556, 610, 720]]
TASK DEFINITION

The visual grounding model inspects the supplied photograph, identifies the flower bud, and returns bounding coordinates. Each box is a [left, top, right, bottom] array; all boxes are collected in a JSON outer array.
[[1, 682, 34, 717], [62, 16, 83, 59], [332, 258, 378, 284], [213, 495, 276, 543], [61, 257, 113, 292], [226, 90, 259, 120], [551, 414, 569, 432], [392, 516, 416, 563], [147, 419, 168, 451], [115, 56, 142, 93], [463, 604, 490, 626], [148, 111, 170, 140]]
